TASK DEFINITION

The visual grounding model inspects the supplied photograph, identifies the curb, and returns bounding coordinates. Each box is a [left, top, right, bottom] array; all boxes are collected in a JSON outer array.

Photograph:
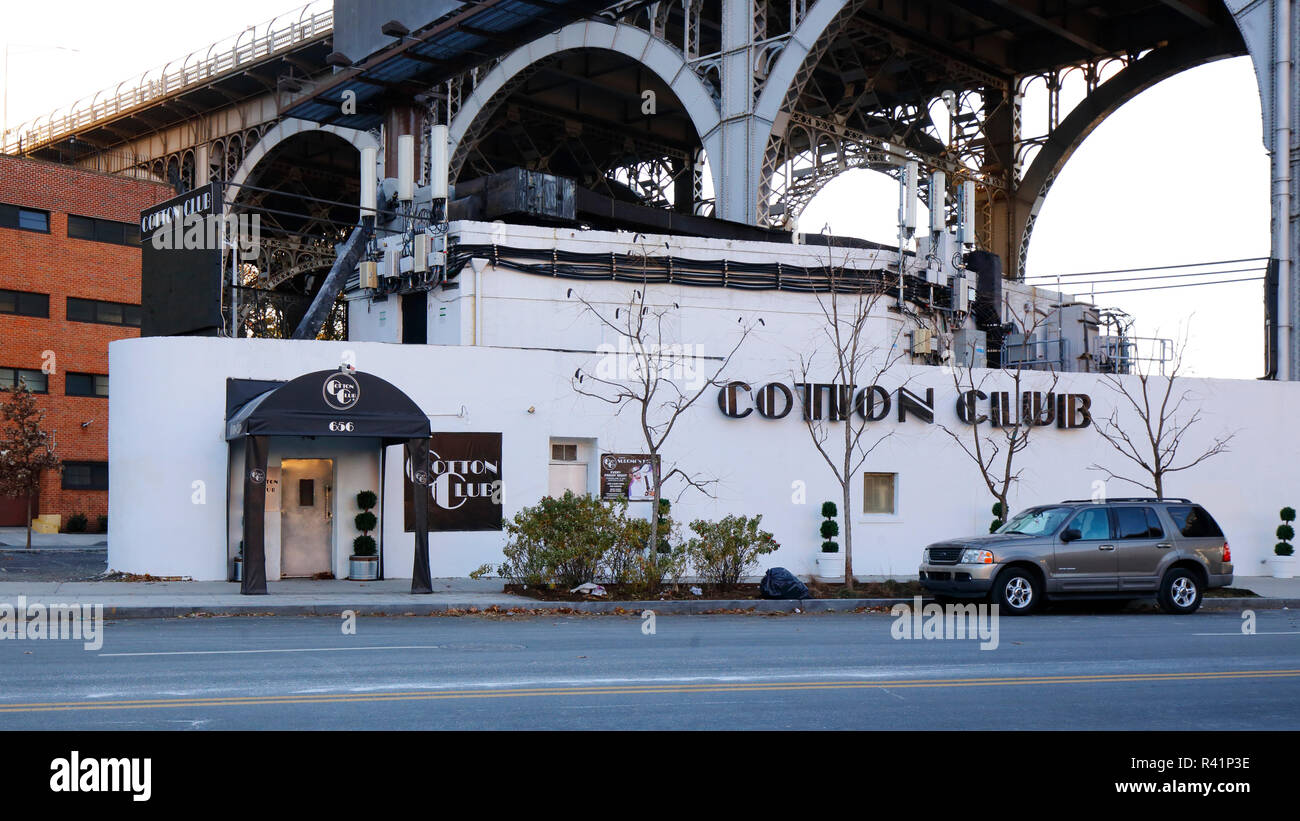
[[83, 596, 1298, 619]]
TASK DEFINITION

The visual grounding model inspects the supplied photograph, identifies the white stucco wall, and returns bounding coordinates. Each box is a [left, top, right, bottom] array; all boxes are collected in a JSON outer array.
[[109, 333, 1295, 581]]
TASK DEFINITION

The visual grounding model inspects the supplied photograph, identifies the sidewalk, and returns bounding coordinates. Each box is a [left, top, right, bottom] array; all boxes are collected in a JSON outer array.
[[0, 575, 1294, 618], [0, 527, 106, 549]]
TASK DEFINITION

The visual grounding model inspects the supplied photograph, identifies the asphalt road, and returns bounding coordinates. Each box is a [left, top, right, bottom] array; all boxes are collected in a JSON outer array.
[[0, 549, 106, 581], [1, 609, 1297, 730]]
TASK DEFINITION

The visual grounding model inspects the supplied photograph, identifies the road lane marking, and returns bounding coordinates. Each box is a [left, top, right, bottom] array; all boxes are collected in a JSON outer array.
[[0, 669, 1297, 714], [98, 645, 448, 657], [1192, 631, 1300, 636]]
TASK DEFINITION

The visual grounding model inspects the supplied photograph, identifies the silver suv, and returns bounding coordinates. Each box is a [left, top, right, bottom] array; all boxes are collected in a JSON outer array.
[[918, 499, 1233, 615]]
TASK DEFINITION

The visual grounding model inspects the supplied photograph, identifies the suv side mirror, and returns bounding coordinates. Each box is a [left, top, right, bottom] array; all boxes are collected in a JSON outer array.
[[1061, 528, 1081, 543]]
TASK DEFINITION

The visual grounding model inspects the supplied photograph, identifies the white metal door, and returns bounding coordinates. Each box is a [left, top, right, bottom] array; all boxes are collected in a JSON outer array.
[[280, 458, 333, 577]]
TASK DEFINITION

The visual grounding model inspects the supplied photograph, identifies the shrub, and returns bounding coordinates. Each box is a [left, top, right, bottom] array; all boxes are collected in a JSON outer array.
[[353, 490, 378, 557], [96, 514, 108, 533], [687, 514, 780, 587], [989, 501, 1006, 533], [1278, 508, 1296, 557], [497, 491, 621, 588], [65, 513, 87, 533], [468, 563, 493, 579], [352, 535, 377, 556], [820, 501, 839, 553], [606, 514, 687, 596]]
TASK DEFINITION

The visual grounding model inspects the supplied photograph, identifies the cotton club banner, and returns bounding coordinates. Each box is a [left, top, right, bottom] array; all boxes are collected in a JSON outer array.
[[404, 432, 503, 532]]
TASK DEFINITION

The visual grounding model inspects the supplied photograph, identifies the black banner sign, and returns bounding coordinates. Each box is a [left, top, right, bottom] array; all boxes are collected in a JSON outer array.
[[404, 433, 503, 532]]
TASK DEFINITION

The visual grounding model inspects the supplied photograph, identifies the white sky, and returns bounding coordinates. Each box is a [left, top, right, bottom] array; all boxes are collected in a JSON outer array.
[[1, 4, 1272, 379]]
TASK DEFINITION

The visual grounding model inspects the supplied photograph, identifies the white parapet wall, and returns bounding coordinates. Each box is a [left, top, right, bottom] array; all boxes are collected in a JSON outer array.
[[109, 333, 1296, 581]]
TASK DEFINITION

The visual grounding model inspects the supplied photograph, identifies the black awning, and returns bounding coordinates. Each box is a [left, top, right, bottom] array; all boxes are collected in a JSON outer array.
[[225, 369, 430, 441]]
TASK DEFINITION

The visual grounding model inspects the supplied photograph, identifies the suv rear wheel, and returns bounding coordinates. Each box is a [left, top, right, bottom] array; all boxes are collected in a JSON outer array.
[[992, 566, 1042, 616], [1157, 568, 1202, 614]]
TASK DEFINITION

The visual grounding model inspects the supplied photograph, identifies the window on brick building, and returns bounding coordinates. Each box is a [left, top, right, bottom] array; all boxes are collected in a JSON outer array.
[[0, 367, 49, 393], [67, 297, 142, 327], [0, 289, 49, 318], [0, 203, 50, 233], [68, 214, 140, 246], [66, 372, 109, 397], [63, 462, 109, 491]]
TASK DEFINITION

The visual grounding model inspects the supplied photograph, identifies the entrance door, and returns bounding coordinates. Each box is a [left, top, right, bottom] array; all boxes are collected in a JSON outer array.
[[0, 490, 36, 527], [402, 292, 427, 344], [280, 459, 334, 577]]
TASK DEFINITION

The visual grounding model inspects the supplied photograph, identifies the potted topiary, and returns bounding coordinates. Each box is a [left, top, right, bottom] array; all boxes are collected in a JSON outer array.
[[1271, 506, 1296, 579], [815, 501, 843, 582], [349, 490, 379, 580], [989, 502, 1005, 533]]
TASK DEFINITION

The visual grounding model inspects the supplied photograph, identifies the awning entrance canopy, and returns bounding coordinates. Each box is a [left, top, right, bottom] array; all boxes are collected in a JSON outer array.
[[226, 368, 433, 597], [226, 368, 431, 442]]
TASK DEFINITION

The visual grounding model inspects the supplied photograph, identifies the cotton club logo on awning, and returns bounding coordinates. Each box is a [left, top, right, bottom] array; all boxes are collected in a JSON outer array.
[[322, 373, 361, 411], [717, 382, 1092, 429]]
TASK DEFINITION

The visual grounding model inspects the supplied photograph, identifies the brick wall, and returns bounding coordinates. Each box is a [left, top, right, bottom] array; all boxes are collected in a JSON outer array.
[[0, 155, 172, 528]]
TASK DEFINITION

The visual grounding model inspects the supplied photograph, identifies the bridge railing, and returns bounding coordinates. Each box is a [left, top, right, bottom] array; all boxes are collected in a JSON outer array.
[[2, 0, 332, 156]]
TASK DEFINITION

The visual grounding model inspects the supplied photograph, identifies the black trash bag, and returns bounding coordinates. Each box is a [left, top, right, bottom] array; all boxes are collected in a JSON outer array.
[[759, 567, 809, 600]]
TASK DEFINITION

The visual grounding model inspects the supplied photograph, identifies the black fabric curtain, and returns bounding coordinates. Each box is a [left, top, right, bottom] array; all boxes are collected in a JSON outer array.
[[241, 435, 269, 595], [406, 438, 432, 594]]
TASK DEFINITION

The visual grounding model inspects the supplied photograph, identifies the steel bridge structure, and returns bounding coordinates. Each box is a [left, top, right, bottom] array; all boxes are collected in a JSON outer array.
[[3, 0, 1296, 376]]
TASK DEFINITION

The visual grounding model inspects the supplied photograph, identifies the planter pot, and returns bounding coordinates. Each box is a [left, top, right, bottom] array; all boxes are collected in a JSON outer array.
[[815, 553, 843, 583], [1269, 554, 1296, 579], [232, 558, 243, 583], [349, 555, 379, 581]]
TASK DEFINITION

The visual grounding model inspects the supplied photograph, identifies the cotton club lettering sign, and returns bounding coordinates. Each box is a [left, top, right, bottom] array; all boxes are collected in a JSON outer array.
[[717, 382, 1092, 429]]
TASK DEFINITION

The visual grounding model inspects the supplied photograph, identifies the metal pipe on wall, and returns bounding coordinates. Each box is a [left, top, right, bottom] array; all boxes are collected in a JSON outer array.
[[1275, 0, 1293, 378]]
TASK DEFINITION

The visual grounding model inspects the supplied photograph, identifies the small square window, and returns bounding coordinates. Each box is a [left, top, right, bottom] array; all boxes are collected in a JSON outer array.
[[863, 472, 896, 515], [66, 298, 94, 323], [62, 462, 108, 490], [17, 208, 48, 232], [299, 479, 315, 507], [97, 302, 123, 325], [16, 369, 47, 394], [551, 443, 578, 462], [66, 372, 108, 397], [68, 215, 96, 240]]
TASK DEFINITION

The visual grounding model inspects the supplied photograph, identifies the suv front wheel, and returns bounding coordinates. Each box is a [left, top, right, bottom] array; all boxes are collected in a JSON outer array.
[[992, 566, 1042, 616], [1157, 568, 1202, 614]]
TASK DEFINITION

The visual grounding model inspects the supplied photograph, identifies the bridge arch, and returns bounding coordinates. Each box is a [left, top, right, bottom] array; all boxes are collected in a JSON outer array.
[[448, 19, 723, 206], [224, 118, 378, 209], [1013, 31, 1247, 278]]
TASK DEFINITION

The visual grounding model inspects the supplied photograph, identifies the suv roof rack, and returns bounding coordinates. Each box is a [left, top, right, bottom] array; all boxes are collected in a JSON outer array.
[[1058, 497, 1193, 504]]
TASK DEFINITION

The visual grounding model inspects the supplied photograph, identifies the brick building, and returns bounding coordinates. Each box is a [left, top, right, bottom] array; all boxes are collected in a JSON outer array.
[[0, 155, 170, 528]]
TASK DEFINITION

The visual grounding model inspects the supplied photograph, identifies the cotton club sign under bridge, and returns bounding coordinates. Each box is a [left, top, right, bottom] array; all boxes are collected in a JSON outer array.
[[717, 382, 1093, 429]]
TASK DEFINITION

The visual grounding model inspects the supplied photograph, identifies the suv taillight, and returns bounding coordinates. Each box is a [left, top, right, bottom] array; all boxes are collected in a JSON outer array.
[[1222, 542, 1231, 562]]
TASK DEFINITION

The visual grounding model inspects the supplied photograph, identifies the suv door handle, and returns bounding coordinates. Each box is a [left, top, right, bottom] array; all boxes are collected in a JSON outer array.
[[1156, 542, 1173, 549], [1098, 544, 1116, 551]]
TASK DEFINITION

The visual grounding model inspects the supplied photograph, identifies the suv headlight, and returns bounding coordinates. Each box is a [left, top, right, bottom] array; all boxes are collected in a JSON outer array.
[[961, 549, 995, 564]]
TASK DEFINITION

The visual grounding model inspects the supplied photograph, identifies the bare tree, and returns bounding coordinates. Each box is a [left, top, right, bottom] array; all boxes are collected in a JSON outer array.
[[0, 380, 61, 550], [1090, 333, 1234, 498], [570, 274, 757, 581], [794, 257, 909, 590], [939, 300, 1061, 531]]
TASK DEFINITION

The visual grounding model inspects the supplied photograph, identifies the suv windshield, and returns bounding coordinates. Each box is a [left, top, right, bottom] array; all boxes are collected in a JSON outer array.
[[997, 507, 1071, 536]]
